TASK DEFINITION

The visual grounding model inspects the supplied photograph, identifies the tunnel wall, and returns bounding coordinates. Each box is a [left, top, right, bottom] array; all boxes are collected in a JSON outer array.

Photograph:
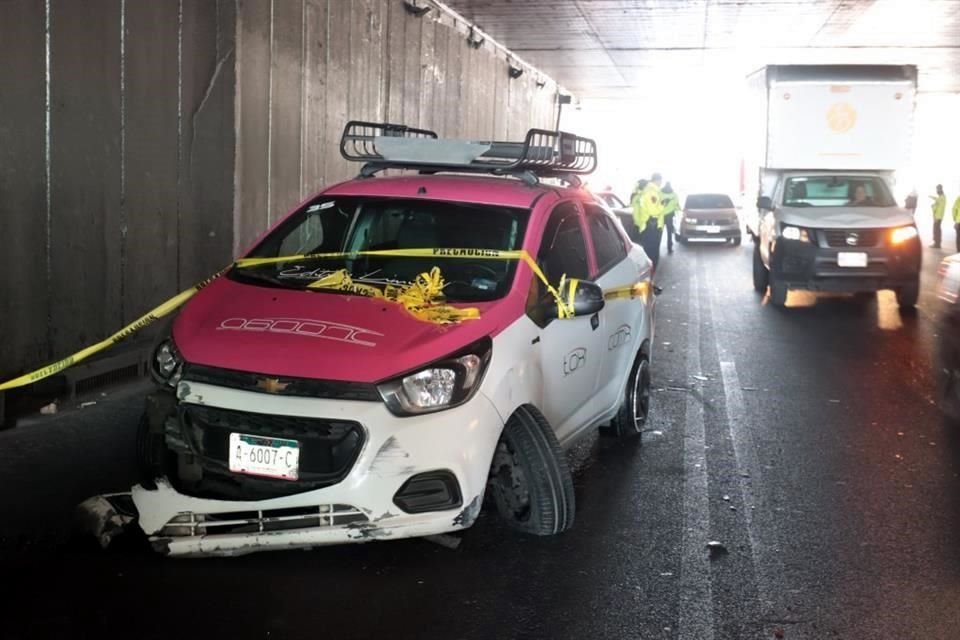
[[0, 0, 237, 381], [0, 0, 560, 383], [233, 0, 560, 252]]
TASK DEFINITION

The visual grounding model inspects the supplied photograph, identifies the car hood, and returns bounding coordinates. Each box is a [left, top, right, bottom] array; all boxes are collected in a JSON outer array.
[[780, 206, 914, 229], [172, 277, 512, 383]]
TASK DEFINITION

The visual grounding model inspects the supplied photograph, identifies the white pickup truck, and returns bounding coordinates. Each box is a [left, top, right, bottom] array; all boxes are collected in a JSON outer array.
[[744, 65, 921, 308]]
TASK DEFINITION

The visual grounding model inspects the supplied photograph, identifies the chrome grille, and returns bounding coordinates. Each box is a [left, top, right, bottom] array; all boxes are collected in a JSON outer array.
[[159, 504, 368, 537], [822, 229, 880, 248]]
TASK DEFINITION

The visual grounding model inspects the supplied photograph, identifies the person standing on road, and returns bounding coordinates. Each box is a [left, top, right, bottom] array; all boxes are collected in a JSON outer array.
[[661, 182, 680, 255], [633, 173, 665, 270], [953, 191, 960, 252], [931, 184, 946, 248]]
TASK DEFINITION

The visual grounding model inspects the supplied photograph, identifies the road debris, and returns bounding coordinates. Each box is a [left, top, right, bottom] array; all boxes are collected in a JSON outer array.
[[692, 375, 709, 382], [722, 494, 731, 501], [39, 402, 58, 415], [707, 540, 728, 559], [80, 401, 97, 409], [773, 628, 785, 639]]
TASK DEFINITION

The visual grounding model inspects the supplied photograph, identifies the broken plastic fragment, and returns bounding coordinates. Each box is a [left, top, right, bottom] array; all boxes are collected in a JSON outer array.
[[39, 402, 57, 415], [707, 540, 728, 559], [692, 375, 709, 381], [80, 401, 97, 409]]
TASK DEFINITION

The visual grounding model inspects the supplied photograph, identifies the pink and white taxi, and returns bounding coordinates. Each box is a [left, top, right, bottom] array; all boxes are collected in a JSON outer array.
[[125, 123, 655, 556]]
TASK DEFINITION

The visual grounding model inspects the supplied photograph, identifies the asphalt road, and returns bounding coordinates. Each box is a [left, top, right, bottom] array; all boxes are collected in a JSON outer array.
[[3, 238, 960, 640]]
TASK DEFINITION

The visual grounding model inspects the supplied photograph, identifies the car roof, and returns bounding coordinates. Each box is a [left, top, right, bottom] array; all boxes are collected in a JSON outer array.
[[323, 174, 583, 209]]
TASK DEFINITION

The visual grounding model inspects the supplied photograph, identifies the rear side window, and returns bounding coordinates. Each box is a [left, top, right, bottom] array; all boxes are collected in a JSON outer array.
[[585, 205, 627, 275]]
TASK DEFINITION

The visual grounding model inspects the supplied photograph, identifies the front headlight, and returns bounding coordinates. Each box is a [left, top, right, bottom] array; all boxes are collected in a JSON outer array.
[[890, 225, 919, 245], [781, 225, 811, 243], [151, 338, 184, 388], [685, 217, 698, 225], [378, 338, 492, 416]]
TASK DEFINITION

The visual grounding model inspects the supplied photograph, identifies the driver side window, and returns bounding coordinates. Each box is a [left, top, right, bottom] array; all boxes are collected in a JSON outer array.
[[537, 203, 590, 283], [526, 203, 590, 327]]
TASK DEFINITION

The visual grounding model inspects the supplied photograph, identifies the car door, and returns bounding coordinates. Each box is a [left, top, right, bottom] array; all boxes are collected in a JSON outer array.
[[584, 204, 643, 413], [529, 201, 605, 444]]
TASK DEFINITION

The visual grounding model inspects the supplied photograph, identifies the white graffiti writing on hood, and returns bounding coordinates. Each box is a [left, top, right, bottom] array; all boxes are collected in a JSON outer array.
[[218, 317, 383, 347]]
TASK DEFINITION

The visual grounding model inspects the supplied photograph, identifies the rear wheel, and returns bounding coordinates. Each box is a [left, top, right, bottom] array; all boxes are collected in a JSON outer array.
[[752, 244, 769, 293], [488, 405, 575, 536], [606, 351, 651, 440], [897, 280, 919, 309]]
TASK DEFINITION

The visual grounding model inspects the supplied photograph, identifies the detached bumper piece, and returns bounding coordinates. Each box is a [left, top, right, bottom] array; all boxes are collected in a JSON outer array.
[[772, 228, 920, 292]]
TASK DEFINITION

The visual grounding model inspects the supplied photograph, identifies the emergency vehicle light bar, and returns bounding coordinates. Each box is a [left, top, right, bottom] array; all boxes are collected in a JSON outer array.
[[340, 120, 597, 180]]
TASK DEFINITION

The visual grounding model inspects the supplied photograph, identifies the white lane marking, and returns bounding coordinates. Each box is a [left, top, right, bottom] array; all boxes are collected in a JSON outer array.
[[678, 258, 715, 640], [707, 277, 803, 636]]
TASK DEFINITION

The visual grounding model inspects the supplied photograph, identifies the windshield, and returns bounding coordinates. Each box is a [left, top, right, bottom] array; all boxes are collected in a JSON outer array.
[[598, 193, 626, 208], [684, 194, 734, 209], [782, 175, 896, 207], [233, 197, 529, 302]]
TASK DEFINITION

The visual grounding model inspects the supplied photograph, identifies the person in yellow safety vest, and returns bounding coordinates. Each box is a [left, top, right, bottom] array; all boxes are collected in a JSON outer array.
[[629, 178, 649, 240], [661, 182, 680, 255], [952, 190, 960, 253], [930, 184, 946, 248], [633, 173, 665, 269]]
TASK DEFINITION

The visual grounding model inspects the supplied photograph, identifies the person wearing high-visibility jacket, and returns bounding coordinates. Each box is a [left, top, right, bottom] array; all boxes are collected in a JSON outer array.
[[930, 184, 946, 248], [632, 173, 666, 269], [661, 182, 680, 255], [953, 191, 960, 252]]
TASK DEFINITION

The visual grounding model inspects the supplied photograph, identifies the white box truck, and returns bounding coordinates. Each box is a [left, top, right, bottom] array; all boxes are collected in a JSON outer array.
[[744, 65, 921, 308]]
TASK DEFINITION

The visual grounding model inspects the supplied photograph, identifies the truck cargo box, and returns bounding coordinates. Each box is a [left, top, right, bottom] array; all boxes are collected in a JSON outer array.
[[746, 65, 917, 172]]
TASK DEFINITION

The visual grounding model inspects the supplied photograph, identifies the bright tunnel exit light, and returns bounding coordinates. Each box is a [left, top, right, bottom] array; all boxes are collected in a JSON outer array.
[[565, 80, 748, 202]]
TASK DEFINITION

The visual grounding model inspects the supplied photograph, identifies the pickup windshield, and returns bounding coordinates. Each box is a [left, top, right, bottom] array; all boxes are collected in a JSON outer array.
[[232, 197, 529, 302], [783, 175, 896, 208]]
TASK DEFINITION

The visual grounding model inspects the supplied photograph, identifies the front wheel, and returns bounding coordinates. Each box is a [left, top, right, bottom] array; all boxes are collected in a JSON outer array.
[[732, 235, 742, 246], [897, 281, 919, 309], [488, 405, 575, 536], [752, 244, 769, 293], [769, 276, 788, 307], [606, 352, 651, 440]]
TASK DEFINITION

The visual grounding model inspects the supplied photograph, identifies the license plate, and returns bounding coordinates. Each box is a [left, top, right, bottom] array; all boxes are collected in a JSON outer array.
[[229, 433, 300, 481], [700, 225, 721, 234], [837, 252, 868, 268]]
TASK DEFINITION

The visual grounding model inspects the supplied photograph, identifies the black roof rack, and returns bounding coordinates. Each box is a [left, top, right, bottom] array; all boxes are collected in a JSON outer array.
[[339, 120, 597, 185]]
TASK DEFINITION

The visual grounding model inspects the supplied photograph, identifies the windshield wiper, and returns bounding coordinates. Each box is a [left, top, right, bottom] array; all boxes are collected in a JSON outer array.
[[231, 268, 300, 289]]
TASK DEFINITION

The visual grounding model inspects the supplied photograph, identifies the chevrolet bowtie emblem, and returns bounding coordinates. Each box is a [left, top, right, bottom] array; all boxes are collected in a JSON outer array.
[[255, 377, 289, 394]]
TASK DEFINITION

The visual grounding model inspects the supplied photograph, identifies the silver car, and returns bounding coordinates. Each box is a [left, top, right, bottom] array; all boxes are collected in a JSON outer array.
[[677, 193, 742, 246]]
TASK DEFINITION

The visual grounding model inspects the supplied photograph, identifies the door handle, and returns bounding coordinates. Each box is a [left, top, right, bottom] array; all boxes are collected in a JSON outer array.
[[590, 313, 600, 331]]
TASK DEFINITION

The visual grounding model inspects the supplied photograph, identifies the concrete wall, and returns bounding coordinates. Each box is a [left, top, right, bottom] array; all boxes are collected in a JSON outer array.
[[233, 0, 560, 252], [0, 0, 236, 380], [0, 0, 560, 382]]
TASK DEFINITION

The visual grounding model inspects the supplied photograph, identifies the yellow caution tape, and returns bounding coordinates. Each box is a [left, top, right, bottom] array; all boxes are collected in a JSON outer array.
[[2, 246, 653, 391], [306, 267, 480, 324], [0, 269, 228, 392]]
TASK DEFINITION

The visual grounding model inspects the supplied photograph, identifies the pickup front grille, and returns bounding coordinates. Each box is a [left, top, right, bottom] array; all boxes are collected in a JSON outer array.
[[822, 229, 881, 248]]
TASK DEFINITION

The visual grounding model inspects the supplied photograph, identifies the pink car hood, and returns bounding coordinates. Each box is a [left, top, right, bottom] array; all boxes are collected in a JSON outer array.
[[173, 277, 518, 383]]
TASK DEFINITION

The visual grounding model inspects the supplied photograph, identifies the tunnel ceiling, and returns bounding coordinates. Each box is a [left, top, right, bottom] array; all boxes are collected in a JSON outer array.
[[442, 0, 960, 99]]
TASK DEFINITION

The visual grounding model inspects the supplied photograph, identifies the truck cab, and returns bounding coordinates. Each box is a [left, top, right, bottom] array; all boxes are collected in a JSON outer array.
[[752, 171, 921, 307]]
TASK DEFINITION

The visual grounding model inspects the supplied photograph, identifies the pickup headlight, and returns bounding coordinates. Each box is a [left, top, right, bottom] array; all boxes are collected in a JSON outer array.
[[150, 338, 184, 388], [890, 225, 919, 245], [378, 338, 492, 416], [781, 225, 811, 243]]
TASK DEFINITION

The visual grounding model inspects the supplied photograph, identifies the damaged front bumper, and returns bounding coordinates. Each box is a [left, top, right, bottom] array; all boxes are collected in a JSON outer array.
[[133, 381, 501, 557]]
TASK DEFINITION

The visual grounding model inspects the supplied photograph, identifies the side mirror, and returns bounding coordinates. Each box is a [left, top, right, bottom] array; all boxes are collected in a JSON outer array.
[[757, 195, 773, 211], [556, 279, 605, 319]]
